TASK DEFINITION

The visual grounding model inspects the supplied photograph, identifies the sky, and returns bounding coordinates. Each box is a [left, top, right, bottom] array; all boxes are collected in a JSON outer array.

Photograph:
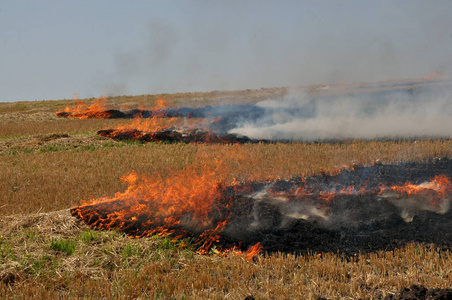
[[1, 1, 452, 102]]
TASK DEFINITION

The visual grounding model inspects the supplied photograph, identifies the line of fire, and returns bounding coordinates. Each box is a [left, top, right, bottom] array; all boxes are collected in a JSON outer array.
[[60, 77, 452, 259]]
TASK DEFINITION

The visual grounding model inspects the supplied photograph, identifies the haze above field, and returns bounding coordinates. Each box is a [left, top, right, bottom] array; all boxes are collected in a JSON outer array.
[[1, 1, 452, 102]]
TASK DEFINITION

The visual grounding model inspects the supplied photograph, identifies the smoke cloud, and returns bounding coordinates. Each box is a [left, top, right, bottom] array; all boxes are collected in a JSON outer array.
[[228, 83, 452, 141], [101, 2, 452, 97]]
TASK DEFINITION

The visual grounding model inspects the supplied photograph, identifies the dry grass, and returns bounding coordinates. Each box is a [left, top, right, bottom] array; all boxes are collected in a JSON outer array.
[[1, 139, 451, 216], [0, 119, 122, 138], [0, 86, 286, 138], [1, 211, 452, 299], [1, 88, 452, 299]]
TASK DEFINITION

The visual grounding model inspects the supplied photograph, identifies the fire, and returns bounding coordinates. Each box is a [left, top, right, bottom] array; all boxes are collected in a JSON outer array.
[[154, 99, 167, 114], [280, 175, 450, 206], [381, 175, 449, 197], [72, 155, 451, 257], [114, 115, 181, 135], [97, 126, 254, 144], [423, 69, 446, 80], [244, 242, 263, 261], [263, 174, 451, 222], [97, 98, 209, 142], [55, 96, 175, 120], [77, 163, 226, 234], [71, 154, 243, 254], [292, 185, 368, 202], [97, 100, 251, 144], [56, 97, 115, 119], [71, 148, 264, 258], [378, 175, 451, 220]]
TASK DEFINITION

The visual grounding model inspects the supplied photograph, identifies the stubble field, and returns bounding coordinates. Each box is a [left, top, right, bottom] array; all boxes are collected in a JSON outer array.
[[1, 86, 452, 299]]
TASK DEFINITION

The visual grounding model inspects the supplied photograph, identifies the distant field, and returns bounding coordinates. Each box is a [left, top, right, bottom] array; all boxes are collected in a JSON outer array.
[[1, 83, 452, 299]]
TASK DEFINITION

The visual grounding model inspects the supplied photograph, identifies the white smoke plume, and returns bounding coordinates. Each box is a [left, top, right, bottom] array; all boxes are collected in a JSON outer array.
[[229, 83, 452, 141]]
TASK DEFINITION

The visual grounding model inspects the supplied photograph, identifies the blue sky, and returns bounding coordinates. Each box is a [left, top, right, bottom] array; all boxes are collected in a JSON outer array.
[[1, 1, 451, 102]]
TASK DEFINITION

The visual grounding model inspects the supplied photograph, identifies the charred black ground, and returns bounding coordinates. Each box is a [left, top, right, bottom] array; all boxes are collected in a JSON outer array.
[[316, 284, 452, 300], [56, 103, 266, 129], [97, 128, 269, 144], [71, 157, 452, 255], [383, 285, 452, 300]]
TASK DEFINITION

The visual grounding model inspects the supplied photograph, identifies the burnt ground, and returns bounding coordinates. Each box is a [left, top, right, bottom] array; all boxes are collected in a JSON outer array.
[[317, 284, 452, 300], [71, 157, 452, 256], [55, 109, 128, 119], [382, 285, 452, 300], [97, 128, 269, 144], [56, 103, 267, 125], [221, 157, 452, 255]]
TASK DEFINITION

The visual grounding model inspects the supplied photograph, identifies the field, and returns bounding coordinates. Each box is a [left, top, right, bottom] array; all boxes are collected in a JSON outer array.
[[1, 85, 452, 299]]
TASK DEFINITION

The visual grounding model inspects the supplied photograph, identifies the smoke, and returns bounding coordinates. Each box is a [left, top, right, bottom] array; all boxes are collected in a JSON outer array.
[[96, 2, 452, 97], [221, 158, 452, 251], [228, 83, 452, 141], [249, 185, 327, 231], [378, 190, 450, 222]]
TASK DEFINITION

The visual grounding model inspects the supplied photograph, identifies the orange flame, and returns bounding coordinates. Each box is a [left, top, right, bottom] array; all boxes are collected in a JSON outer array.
[[379, 175, 450, 207], [72, 155, 451, 257], [56, 97, 113, 119], [72, 154, 238, 253], [102, 99, 233, 144], [244, 242, 263, 261], [213, 242, 263, 261], [114, 116, 181, 134], [107, 99, 185, 136], [269, 175, 450, 217], [423, 70, 445, 80]]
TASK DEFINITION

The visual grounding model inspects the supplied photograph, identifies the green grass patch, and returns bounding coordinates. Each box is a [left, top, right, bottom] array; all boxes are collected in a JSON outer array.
[[28, 255, 54, 275], [50, 238, 75, 255], [0, 238, 14, 263], [120, 242, 142, 258], [159, 237, 177, 251], [157, 236, 195, 252], [25, 229, 41, 242], [40, 144, 70, 153], [78, 229, 98, 244]]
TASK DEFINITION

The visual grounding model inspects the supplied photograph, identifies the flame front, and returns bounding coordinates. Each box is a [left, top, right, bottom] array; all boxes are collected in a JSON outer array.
[[381, 175, 450, 199], [56, 97, 114, 119], [377, 175, 451, 220], [95, 99, 227, 143], [72, 157, 450, 257], [262, 174, 451, 222], [71, 157, 239, 254]]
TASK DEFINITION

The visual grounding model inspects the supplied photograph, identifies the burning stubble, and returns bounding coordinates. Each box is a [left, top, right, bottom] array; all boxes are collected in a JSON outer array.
[[72, 155, 452, 255], [58, 79, 452, 143]]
